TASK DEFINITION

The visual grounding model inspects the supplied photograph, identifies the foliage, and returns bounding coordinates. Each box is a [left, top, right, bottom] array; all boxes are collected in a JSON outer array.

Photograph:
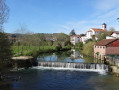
[[55, 43, 62, 51], [85, 39, 93, 43], [0, 0, 9, 30], [97, 31, 110, 41], [109, 27, 115, 31], [75, 42, 83, 50], [12, 45, 71, 57], [56, 33, 70, 47], [92, 35, 96, 40], [0, 32, 12, 60], [69, 29, 76, 36], [82, 41, 96, 56], [80, 34, 85, 36]]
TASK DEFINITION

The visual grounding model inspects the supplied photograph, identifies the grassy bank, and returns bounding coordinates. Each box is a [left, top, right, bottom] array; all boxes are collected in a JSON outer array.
[[11, 45, 71, 57]]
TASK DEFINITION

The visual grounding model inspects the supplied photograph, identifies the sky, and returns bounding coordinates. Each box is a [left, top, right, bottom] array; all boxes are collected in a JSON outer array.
[[4, 0, 119, 34]]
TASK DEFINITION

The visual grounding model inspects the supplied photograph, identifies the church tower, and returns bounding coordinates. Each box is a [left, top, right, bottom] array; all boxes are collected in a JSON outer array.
[[102, 23, 107, 30]]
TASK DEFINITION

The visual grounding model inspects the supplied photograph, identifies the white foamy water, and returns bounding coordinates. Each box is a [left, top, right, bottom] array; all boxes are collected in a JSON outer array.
[[32, 62, 108, 75]]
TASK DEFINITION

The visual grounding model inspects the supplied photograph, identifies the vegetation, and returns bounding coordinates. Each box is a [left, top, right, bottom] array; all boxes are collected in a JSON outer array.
[[109, 27, 115, 31], [82, 41, 96, 57], [10, 27, 71, 57], [0, 0, 9, 31], [69, 29, 76, 36], [97, 31, 111, 41], [11, 45, 71, 57], [0, 32, 12, 60], [75, 42, 83, 50]]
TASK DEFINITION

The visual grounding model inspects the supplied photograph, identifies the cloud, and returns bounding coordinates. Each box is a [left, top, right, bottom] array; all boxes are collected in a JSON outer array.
[[93, 0, 119, 12], [57, 7, 119, 34], [55, 0, 119, 34]]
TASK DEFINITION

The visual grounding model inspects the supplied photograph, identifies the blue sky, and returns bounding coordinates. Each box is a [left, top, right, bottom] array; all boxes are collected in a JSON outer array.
[[4, 0, 119, 34]]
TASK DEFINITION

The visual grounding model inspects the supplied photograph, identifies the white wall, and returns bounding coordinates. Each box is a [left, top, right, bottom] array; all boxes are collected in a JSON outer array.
[[70, 36, 80, 45], [111, 33, 119, 38], [106, 36, 115, 39]]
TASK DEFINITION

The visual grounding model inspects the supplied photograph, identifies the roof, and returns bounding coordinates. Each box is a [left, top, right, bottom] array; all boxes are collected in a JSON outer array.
[[95, 39, 118, 46], [91, 28, 107, 32], [111, 31, 119, 35], [88, 30, 92, 32], [71, 35, 81, 37], [102, 23, 106, 25]]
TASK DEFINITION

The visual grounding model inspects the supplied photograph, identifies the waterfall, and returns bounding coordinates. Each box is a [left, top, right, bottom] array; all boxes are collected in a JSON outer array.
[[36, 62, 108, 71]]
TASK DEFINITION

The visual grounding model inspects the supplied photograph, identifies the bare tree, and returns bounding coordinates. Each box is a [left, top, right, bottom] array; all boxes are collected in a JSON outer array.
[[0, 0, 9, 31], [109, 27, 115, 31]]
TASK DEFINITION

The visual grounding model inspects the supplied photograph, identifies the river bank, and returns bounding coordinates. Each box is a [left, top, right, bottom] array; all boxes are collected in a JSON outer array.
[[11, 45, 71, 58]]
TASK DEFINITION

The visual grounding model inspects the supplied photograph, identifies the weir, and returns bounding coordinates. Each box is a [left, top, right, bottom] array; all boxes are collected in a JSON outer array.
[[37, 62, 108, 71]]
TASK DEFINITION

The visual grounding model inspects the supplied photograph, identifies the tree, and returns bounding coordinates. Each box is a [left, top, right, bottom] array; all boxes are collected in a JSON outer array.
[[109, 27, 115, 31], [0, 32, 12, 60], [80, 34, 85, 36], [75, 42, 83, 50], [97, 31, 110, 41], [0, 0, 11, 61], [0, 0, 9, 31], [56, 33, 70, 47], [69, 29, 76, 36]]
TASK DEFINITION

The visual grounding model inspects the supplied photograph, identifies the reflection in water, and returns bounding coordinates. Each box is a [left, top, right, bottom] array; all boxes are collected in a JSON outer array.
[[37, 50, 85, 63], [109, 56, 119, 67], [71, 49, 81, 59], [1, 50, 118, 90], [11, 59, 36, 71]]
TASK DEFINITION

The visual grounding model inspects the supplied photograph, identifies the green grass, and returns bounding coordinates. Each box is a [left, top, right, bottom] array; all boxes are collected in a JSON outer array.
[[11, 45, 71, 57]]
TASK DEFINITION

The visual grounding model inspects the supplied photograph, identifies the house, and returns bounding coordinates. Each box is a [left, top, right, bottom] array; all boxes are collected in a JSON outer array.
[[106, 31, 119, 39], [70, 35, 81, 45], [80, 36, 88, 44], [86, 23, 107, 40], [94, 39, 119, 60]]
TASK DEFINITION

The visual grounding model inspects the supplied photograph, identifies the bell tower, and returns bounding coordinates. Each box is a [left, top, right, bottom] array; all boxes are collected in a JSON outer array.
[[102, 23, 107, 30]]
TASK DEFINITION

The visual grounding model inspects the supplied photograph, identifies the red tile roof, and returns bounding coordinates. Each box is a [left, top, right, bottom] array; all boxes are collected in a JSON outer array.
[[91, 28, 107, 32], [88, 30, 92, 32], [95, 39, 118, 46], [71, 35, 81, 37]]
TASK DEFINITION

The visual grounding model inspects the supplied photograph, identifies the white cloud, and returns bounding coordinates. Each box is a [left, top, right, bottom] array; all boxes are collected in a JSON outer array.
[[93, 0, 119, 12], [55, 0, 119, 34]]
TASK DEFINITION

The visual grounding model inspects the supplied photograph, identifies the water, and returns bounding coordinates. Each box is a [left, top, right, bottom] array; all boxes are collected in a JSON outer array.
[[1, 69, 119, 90], [1, 50, 119, 90]]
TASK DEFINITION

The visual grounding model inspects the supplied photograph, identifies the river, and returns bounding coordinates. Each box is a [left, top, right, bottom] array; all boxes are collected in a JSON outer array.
[[0, 49, 119, 90]]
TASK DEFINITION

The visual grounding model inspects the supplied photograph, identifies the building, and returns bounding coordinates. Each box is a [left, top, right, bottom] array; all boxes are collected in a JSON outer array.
[[94, 39, 119, 60], [106, 31, 119, 39], [86, 23, 107, 40], [80, 36, 88, 44], [70, 35, 81, 45]]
